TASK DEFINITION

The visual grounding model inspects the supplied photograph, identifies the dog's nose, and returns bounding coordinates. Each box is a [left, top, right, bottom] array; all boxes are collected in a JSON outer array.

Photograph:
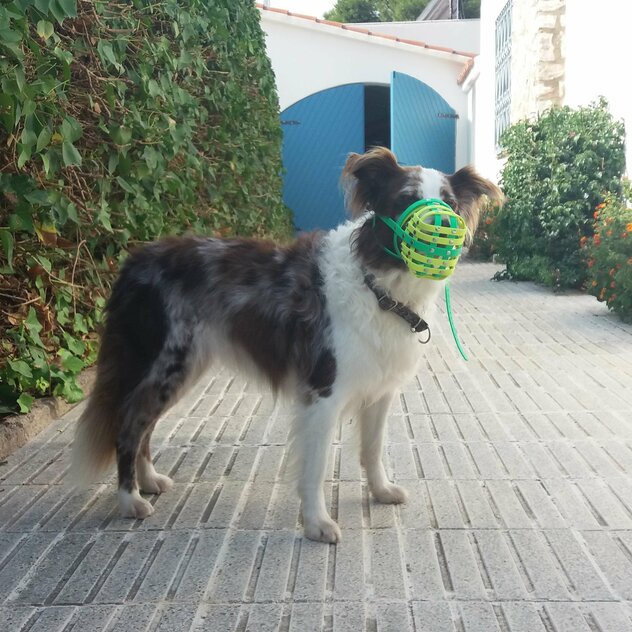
[[441, 216, 453, 228]]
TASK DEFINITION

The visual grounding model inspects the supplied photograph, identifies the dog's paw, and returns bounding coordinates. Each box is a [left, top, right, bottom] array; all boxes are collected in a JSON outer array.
[[118, 489, 155, 519], [304, 516, 342, 544], [372, 483, 408, 504], [138, 472, 173, 495]]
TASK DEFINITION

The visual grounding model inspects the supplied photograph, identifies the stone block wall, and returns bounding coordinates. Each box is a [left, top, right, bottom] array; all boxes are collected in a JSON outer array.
[[510, 0, 566, 122]]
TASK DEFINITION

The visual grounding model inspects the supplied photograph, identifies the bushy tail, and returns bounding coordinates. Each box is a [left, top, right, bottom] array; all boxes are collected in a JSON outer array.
[[69, 246, 159, 488], [68, 391, 119, 487], [68, 340, 123, 487]]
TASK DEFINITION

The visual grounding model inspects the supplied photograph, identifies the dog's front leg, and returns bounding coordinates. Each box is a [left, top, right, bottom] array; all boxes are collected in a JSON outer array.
[[360, 393, 408, 504], [293, 397, 342, 543]]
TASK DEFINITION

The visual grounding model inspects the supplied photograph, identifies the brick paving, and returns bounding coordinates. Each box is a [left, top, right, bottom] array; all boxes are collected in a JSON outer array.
[[2, 262, 632, 631]]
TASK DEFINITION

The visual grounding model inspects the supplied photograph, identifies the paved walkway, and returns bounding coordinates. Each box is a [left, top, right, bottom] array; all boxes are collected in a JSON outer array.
[[2, 262, 632, 632]]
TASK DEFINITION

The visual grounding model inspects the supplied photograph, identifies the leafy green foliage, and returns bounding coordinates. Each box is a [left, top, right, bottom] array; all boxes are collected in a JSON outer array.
[[0, 0, 291, 414], [324, 0, 480, 22], [324, 0, 380, 22], [583, 185, 632, 322], [461, 0, 481, 19], [467, 200, 498, 261], [490, 99, 626, 289], [381, 0, 431, 21]]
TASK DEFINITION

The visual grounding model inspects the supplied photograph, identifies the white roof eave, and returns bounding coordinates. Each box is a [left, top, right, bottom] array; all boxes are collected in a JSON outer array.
[[259, 8, 474, 68]]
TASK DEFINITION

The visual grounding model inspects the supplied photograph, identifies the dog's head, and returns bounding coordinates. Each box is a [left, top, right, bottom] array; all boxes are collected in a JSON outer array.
[[343, 147, 503, 249]]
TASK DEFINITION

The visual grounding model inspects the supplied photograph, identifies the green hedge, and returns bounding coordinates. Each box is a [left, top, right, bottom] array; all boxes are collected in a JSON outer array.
[[491, 99, 626, 288], [0, 0, 291, 414]]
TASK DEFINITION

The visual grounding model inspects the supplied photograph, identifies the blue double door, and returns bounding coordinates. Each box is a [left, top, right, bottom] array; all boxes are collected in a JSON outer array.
[[281, 72, 456, 232]]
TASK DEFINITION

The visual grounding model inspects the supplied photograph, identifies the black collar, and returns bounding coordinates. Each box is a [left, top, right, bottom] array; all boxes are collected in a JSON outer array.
[[363, 271, 431, 342]]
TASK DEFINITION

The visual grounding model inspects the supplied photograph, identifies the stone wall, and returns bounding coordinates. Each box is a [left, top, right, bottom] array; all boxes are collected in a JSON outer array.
[[510, 0, 566, 122]]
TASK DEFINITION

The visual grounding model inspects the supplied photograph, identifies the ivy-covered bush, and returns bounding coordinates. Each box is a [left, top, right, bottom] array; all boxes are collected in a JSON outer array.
[[0, 0, 291, 414], [491, 99, 626, 288], [583, 186, 632, 323]]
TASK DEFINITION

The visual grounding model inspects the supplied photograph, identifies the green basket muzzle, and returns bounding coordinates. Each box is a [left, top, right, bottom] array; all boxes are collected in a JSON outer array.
[[376, 199, 467, 279]]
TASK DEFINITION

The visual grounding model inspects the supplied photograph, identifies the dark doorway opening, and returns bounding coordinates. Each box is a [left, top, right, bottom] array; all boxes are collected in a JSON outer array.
[[364, 85, 390, 151]]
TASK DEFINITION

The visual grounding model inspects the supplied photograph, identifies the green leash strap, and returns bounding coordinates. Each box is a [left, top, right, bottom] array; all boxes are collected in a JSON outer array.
[[445, 283, 468, 361]]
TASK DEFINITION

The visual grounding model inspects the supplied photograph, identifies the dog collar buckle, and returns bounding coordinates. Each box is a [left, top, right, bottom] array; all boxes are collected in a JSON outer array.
[[363, 270, 430, 337]]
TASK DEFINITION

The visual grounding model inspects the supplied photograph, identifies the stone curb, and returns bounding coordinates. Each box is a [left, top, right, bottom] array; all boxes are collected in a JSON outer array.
[[0, 367, 96, 460]]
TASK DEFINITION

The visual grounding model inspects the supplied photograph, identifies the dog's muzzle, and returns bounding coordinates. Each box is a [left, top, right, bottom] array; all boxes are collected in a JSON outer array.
[[375, 199, 467, 279]]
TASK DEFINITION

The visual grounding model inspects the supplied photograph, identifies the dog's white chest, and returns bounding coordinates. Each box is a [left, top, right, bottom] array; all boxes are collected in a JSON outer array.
[[320, 222, 442, 404]]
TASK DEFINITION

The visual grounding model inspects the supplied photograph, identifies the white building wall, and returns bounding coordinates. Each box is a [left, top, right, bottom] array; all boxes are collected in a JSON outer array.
[[260, 10, 473, 169], [351, 19, 480, 54], [564, 1, 632, 173]]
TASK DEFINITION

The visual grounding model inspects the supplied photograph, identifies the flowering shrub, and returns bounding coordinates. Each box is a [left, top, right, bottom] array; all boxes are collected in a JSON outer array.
[[467, 200, 501, 260], [492, 99, 626, 288], [584, 185, 632, 322]]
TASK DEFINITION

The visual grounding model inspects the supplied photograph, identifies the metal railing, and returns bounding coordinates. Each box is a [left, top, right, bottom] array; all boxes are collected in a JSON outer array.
[[495, 0, 512, 150]]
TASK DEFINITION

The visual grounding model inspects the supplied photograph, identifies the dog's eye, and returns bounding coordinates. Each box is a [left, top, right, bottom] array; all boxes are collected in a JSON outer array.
[[397, 195, 417, 209]]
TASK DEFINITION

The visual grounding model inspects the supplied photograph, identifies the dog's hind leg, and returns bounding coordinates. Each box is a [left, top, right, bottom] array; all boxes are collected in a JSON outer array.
[[116, 385, 164, 519], [359, 393, 408, 504], [290, 396, 342, 543], [137, 430, 174, 495], [117, 350, 191, 518]]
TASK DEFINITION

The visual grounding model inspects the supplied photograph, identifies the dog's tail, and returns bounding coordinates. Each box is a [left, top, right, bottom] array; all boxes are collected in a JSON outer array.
[[69, 334, 123, 488]]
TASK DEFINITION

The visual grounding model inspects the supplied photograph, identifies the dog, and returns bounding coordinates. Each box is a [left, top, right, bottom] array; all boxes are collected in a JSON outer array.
[[70, 147, 502, 542]]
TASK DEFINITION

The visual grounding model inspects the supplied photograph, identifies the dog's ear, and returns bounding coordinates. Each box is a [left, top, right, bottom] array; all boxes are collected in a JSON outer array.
[[449, 166, 504, 242], [342, 147, 405, 217]]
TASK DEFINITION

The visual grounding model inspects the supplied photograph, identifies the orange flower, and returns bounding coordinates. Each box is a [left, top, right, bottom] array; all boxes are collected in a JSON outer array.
[[593, 235, 601, 246], [485, 218, 492, 225], [591, 280, 598, 287], [594, 211, 600, 219], [597, 203, 606, 210], [579, 236, 587, 246], [627, 223, 632, 231]]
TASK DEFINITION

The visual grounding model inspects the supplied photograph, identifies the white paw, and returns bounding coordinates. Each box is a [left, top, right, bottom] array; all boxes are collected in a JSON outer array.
[[138, 472, 173, 494], [137, 457, 173, 494], [118, 489, 155, 519], [372, 483, 408, 504], [304, 516, 342, 543]]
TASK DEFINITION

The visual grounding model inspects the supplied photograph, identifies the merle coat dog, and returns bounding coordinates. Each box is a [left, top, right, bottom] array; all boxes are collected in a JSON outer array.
[[71, 148, 501, 542]]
